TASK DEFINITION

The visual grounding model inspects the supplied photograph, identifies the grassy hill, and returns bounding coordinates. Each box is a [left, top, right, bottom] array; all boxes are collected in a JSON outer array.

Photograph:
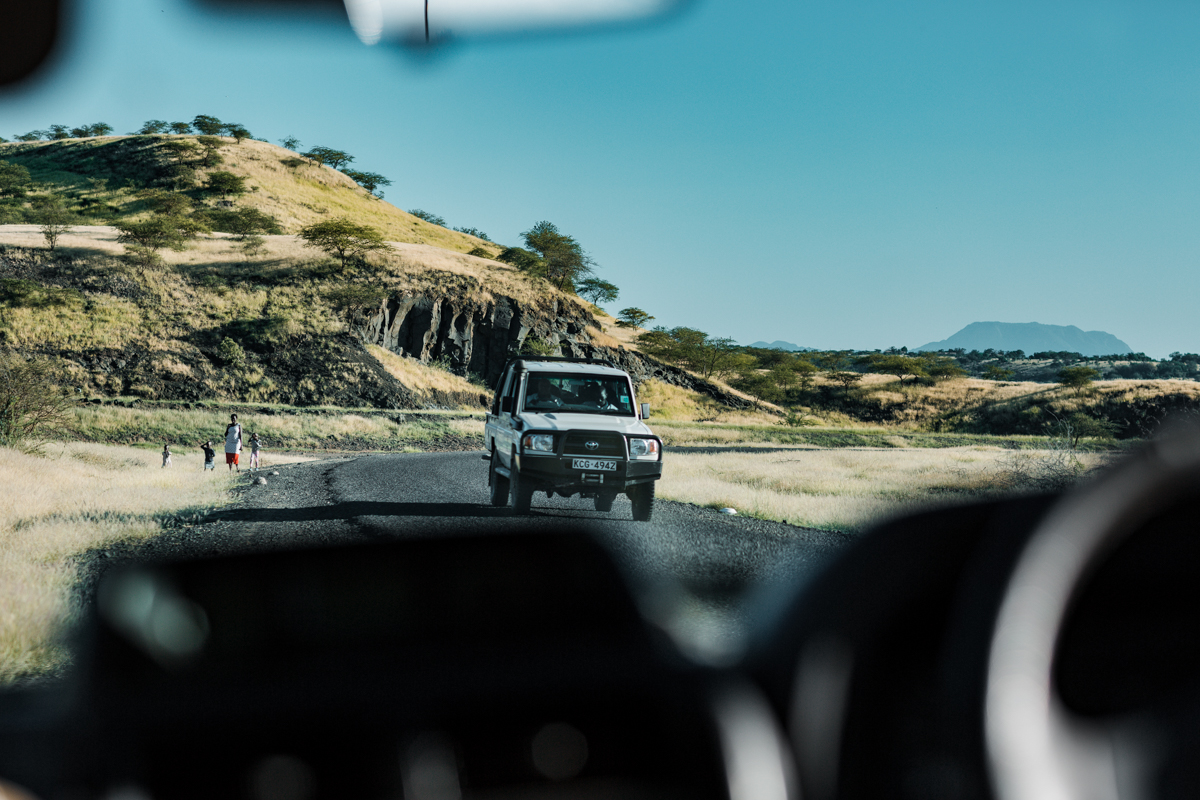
[[0, 135, 494, 253]]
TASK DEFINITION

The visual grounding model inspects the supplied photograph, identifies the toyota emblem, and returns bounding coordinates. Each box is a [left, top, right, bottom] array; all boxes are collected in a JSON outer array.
[[585, 441, 599, 451]]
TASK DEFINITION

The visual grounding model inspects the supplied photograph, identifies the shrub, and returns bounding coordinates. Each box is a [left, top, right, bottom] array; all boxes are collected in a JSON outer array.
[[216, 337, 246, 369], [520, 336, 556, 357], [0, 353, 74, 452]]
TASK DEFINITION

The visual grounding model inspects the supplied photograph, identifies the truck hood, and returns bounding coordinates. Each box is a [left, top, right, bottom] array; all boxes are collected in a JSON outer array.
[[517, 412, 655, 437]]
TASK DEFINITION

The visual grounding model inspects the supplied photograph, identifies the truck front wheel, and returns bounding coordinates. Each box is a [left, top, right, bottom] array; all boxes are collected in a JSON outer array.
[[510, 453, 534, 514], [629, 481, 655, 522], [488, 449, 509, 507]]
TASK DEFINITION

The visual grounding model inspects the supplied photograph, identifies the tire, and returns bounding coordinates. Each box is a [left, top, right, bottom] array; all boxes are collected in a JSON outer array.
[[510, 455, 534, 514], [594, 492, 616, 513], [488, 449, 509, 507], [629, 481, 655, 522]]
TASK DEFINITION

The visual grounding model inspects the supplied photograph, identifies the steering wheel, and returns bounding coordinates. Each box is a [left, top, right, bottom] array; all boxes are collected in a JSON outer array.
[[985, 423, 1200, 800]]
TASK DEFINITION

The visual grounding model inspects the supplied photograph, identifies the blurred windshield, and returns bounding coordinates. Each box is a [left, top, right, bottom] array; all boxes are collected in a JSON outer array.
[[523, 373, 635, 415]]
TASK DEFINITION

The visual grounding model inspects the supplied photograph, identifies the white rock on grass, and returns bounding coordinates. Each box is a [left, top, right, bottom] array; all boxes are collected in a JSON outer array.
[[271, 471, 280, 476], [254, 477, 268, 485], [720, 507, 738, 515]]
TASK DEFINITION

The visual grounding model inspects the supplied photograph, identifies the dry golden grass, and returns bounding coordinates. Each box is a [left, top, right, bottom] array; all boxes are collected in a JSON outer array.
[[639, 379, 781, 425], [366, 345, 489, 407], [657, 445, 1109, 532], [0, 442, 310, 683]]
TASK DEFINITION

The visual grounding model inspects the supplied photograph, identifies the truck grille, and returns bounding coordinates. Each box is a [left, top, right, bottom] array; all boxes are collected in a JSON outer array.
[[563, 432, 625, 458]]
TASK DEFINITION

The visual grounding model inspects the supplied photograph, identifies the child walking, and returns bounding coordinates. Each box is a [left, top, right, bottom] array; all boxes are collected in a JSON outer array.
[[249, 432, 264, 471], [198, 440, 216, 471]]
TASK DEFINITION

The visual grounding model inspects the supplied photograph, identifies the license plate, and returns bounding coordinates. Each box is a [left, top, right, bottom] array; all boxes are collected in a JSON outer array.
[[572, 458, 617, 471]]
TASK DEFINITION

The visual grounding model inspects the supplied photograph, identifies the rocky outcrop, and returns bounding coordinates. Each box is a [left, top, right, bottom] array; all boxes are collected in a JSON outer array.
[[350, 293, 753, 410]]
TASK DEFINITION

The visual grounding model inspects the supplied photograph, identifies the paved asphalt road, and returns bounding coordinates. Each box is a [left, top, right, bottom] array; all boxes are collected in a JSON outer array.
[[189, 451, 854, 656]]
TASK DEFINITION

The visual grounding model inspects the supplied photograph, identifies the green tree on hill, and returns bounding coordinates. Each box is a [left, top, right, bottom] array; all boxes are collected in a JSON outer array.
[[304, 146, 353, 170], [169, 122, 193, 134], [138, 120, 169, 135], [137, 188, 193, 216], [279, 136, 301, 151], [344, 169, 391, 197], [14, 131, 45, 141], [1058, 366, 1100, 392], [862, 354, 927, 384], [116, 214, 209, 271], [0, 161, 32, 197], [521, 220, 595, 292], [408, 208, 446, 226], [202, 206, 282, 239], [203, 171, 248, 200], [48, 125, 70, 140], [983, 364, 1015, 381], [298, 218, 388, 270], [160, 139, 199, 165], [195, 135, 226, 167], [192, 115, 224, 136], [220, 123, 251, 143], [617, 308, 654, 328], [576, 277, 619, 305]]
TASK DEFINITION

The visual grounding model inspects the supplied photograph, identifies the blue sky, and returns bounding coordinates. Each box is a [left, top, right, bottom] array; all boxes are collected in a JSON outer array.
[[3, 0, 1199, 357]]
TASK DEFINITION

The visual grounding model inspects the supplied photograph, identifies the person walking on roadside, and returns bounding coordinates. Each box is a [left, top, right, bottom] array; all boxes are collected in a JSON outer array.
[[224, 413, 243, 472], [162, 443, 172, 468], [248, 432, 264, 471], [199, 440, 216, 471]]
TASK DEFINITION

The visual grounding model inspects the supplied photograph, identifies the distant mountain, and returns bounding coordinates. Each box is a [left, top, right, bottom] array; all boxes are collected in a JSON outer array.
[[746, 340, 814, 352], [913, 322, 1132, 356]]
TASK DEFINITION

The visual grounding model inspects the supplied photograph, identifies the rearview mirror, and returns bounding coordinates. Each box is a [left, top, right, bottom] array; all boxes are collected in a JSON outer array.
[[343, 0, 690, 46], [501, 397, 513, 413], [640, 403, 650, 419]]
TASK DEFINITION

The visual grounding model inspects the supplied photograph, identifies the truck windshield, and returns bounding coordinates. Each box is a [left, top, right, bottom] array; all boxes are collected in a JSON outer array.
[[523, 373, 635, 416]]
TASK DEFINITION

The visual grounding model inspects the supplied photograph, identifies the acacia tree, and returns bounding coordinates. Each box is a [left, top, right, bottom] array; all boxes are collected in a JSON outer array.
[[168, 122, 193, 134], [279, 136, 301, 151], [863, 354, 927, 384], [304, 146, 353, 170], [576, 277, 619, 305], [343, 169, 391, 197], [298, 217, 388, 270], [32, 194, 73, 251], [220, 123, 251, 143], [192, 115, 223, 136], [203, 171, 247, 200], [138, 120, 169, 135], [521, 220, 595, 291], [1058, 366, 1100, 393], [195, 135, 226, 167], [116, 214, 209, 270], [617, 308, 654, 328]]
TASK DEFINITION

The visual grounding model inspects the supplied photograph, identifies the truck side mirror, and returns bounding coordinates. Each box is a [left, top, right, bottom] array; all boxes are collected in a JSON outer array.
[[501, 397, 513, 413], [640, 403, 650, 419]]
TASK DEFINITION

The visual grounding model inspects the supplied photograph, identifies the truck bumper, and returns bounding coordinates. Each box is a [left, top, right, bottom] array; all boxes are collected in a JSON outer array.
[[515, 454, 662, 494]]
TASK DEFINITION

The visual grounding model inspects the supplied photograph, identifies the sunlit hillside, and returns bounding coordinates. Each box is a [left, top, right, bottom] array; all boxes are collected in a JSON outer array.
[[0, 135, 496, 253]]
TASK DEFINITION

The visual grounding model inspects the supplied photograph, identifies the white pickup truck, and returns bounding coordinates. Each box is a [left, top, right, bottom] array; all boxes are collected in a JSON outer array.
[[483, 357, 664, 520]]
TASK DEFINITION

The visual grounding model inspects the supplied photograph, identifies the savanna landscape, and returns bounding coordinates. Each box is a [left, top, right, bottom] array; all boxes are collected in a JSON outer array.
[[3, 120, 1198, 681]]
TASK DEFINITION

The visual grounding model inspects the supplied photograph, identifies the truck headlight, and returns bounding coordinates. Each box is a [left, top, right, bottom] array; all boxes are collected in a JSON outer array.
[[628, 438, 660, 459], [522, 433, 555, 453]]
